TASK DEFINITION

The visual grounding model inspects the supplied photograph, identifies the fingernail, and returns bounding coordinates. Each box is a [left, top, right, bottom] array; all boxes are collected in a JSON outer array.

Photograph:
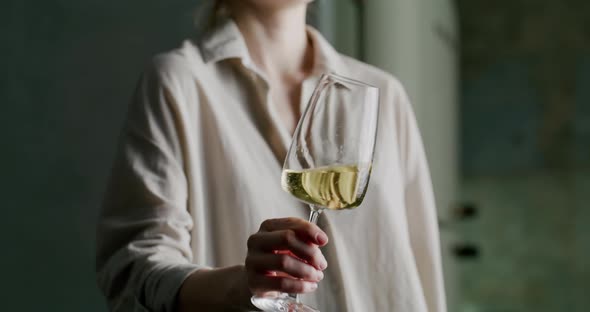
[[310, 283, 318, 290], [316, 232, 328, 245], [318, 270, 324, 281], [319, 259, 328, 271]]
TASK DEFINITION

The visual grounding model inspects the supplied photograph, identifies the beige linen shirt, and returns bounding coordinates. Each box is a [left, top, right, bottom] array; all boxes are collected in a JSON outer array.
[[96, 19, 446, 312]]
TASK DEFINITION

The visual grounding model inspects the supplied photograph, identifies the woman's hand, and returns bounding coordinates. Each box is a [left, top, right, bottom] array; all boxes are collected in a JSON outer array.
[[245, 217, 329, 296], [177, 218, 329, 311]]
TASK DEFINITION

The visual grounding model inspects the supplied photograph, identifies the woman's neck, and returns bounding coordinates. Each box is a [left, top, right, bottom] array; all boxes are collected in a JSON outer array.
[[228, 2, 314, 82]]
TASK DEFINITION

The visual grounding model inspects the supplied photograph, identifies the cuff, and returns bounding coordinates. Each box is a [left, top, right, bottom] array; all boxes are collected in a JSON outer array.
[[141, 263, 204, 312]]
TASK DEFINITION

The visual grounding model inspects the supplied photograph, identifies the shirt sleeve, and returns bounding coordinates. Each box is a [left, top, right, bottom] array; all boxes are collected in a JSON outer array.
[[96, 59, 203, 312], [394, 81, 448, 312]]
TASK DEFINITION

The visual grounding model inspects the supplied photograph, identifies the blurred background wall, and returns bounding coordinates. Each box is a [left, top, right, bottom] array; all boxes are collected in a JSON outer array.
[[456, 1, 590, 311], [1, 1, 199, 310], [2, 0, 588, 311]]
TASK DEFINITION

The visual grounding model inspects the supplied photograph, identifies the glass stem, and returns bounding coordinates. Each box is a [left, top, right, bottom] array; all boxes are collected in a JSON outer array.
[[289, 206, 323, 303], [308, 205, 322, 224]]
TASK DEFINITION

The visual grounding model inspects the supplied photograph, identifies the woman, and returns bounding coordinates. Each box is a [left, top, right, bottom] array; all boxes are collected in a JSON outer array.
[[96, 0, 446, 311]]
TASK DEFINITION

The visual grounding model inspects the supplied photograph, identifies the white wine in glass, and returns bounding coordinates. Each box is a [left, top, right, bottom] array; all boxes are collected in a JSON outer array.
[[252, 73, 379, 312], [281, 163, 372, 210]]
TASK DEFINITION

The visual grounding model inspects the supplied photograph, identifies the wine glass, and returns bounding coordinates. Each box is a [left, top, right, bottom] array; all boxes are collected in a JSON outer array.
[[251, 73, 380, 312]]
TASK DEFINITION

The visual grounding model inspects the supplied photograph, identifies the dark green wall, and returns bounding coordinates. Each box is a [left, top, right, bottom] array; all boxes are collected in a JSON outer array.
[[457, 0, 590, 310], [2, 1, 199, 310]]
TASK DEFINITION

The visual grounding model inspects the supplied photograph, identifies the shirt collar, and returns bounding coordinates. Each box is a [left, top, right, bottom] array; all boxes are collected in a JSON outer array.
[[197, 18, 349, 77]]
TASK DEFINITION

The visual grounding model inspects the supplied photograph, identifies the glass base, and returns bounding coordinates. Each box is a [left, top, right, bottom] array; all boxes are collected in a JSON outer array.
[[251, 293, 319, 312]]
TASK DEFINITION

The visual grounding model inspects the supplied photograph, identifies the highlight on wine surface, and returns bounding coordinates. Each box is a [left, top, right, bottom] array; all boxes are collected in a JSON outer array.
[[281, 163, 372, 210]]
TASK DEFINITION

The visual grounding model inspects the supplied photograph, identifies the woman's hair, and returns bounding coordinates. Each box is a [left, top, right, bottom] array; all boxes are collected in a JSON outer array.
[[206, 0, 231, 30], [193, 0, 230, 32]]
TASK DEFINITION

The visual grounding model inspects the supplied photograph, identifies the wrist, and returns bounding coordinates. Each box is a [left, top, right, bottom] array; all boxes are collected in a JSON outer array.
[[227, 265, 257, 311], [177, 265, 255, 312]]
